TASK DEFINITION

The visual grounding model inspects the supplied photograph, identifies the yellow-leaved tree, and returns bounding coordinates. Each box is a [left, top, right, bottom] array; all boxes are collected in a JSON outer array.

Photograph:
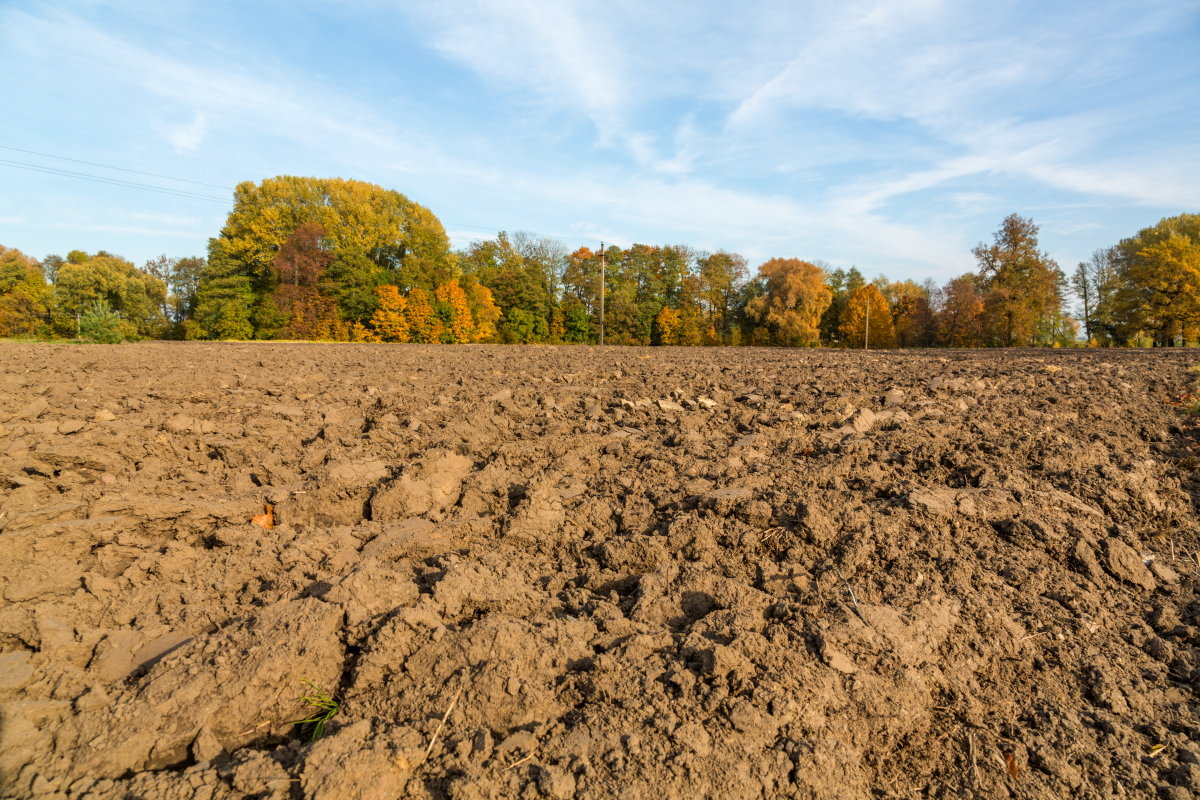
[[194, 176, 454, 339], [1107, 215, 1200, 345], [370, 285, 411, 342], [435, 279, 475, 344], [220, 177, 451, 284], [462, 275, 500, 342], [745, 258, 832, 347], [654, 306, 681, 345], [405, 287, 443, 343], [0, 246, 52, 337], [840, 284, 896, 348]]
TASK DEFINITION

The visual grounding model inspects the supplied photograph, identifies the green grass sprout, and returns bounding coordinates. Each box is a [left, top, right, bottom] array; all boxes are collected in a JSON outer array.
[[294, 680, 339, 742]]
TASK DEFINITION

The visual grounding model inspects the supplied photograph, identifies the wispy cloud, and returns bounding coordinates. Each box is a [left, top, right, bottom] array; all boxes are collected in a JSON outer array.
[[128, 211, 207, 225], [407, 0, 630, 142], [32, 221, 208, 239], [0, 0, 1195, 278], [167, 112, 209, 152], [1, 7, 450, 178], [728, 0, 983, 129]]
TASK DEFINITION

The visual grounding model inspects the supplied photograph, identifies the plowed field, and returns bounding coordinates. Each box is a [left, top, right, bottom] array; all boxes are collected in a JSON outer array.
[[1, 342, 1198, 799]]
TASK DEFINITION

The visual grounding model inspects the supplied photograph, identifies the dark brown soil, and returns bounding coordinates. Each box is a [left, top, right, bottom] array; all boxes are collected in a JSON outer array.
[[1, 342, 1198, 800]]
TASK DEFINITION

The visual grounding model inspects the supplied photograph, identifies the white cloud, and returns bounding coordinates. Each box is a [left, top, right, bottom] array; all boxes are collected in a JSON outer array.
[[1, 0, 1195, 278], [168, 112, 208, 152], [719, 0, 1199, 217], [0, 8, 452, 180], [1044, 220, 1104, 235], [128, 211, 207, 225], [37, 221, 207, 238], [1022, 158, 1200, 209], [0, 7, 1022, 276], [408, 0, 630, 142], [727, 0, 992, 129], [500, 166, 971, 276]]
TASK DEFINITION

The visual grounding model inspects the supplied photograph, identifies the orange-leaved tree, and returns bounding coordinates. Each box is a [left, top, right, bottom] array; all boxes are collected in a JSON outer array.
[[745, 258, 832, 346], [278, 292, 347, 340], [435, 278, 475, 343], [462, 275, 500, 342], [840, 284, 896, 348], [654, 306, 682, 345], [675, 274, 707, 345], [937, 275, 985, 347], [370, 285, 411, 342], [405, 287, 443, 343], [889, 279, 936, 347]]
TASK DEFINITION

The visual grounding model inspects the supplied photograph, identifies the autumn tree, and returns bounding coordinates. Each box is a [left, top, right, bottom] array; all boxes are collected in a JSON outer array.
[[653, 306, 682, 345], [1106, 214, 1200, 346], [404, 287, 443, 343], [461, 274, 501, 342], [144, 254, 206, 325], [194, 176, 453, 338], [171, 256, 206, 319], [559, 243, 697, 345], [600, 246, 644, 345], [676, 273, 708, 345], [562, 246, 609, 343], [562, 247, 600, 322], [936, 274, 985, 347], [840, 284, 896, 348], [576, 244, 646, 345], [890, 280, 936, 347], [974, 214, 1065, 346], [622, 244, 692, 342], [435, 278, 475, 343], [270, 223, 342, 340], [320, 253, 383, 323], [222, 176, 452, 287], [460, 232, 563, 342], [279, 293, 346, 340], [819, 266, 866, 344], [558, 294, 592, 342], [1071, 259, 1098, 344], [369, 285, 410, 342], [0, 245, 52, 337], [52, 251, 167, 339], [40, 254, 63, 284], [273, 222, 330, 287], [745, 258, 832, 347], [696, 250, 748, 343]]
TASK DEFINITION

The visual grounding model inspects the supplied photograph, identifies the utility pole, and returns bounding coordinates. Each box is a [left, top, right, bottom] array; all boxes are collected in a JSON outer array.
[[864, 300, 870, 350], [598, 242, 606, 346]]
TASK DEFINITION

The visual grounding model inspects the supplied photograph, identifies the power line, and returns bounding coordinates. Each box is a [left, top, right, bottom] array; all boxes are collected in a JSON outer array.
[[0, 143, 597, 245], [446, 232, 490, 242], [0, 144, 232, 190], [0, 158, 231, 204], [444, 220, 502, 233]]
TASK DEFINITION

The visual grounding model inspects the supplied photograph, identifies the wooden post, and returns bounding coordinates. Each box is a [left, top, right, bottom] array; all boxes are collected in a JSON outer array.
[[599, 243, 606, 346]]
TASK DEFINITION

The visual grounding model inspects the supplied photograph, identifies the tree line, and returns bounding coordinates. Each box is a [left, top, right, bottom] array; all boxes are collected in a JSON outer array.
[[1, 175, 1197, 347]]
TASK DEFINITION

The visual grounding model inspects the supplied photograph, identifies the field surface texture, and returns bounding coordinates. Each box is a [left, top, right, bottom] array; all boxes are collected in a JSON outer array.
[[1, 343, 1199, 800]]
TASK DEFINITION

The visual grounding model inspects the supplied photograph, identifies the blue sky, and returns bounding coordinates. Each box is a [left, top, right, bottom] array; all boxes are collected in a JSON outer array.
[[1, 0, 1197, 284]]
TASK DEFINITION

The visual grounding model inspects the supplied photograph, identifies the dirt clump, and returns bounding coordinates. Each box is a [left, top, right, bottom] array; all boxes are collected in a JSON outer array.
[[0, 342, 1198, 799]]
